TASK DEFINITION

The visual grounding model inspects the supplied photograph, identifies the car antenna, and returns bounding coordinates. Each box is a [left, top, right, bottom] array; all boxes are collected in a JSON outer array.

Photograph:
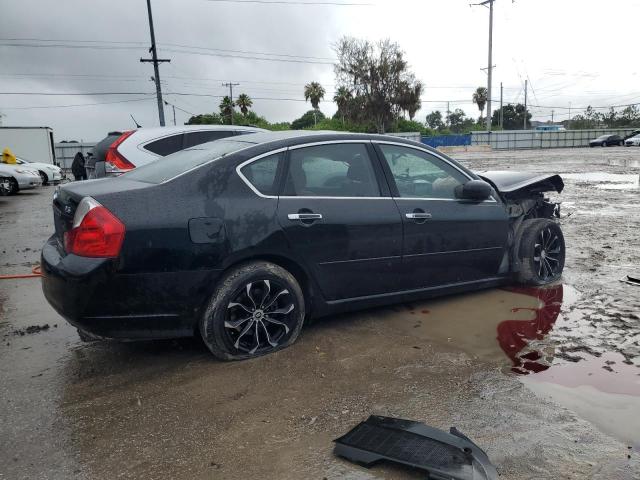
[[130, 114, 142, 129]]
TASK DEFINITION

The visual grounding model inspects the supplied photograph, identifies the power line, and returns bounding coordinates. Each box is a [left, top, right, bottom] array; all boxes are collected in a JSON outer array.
[[1, 97, 154, 110], [0, 38, 336, 62], [204, 0, 372, 4]]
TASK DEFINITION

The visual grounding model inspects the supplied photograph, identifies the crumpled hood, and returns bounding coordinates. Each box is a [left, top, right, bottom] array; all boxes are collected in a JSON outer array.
[[479, 171, 564, 198]]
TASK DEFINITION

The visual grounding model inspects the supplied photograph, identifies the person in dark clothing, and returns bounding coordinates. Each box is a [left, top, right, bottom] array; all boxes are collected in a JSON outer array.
[[71, 152, 87, 181]]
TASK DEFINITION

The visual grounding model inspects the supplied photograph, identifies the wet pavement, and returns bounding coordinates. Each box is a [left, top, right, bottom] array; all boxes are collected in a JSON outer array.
[[1, 147, 639, 479]]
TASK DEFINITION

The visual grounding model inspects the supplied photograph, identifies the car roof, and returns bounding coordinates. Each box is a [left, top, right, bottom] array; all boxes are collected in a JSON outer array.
[[208, 130, 426, 150], [131, 124, 264, 136]]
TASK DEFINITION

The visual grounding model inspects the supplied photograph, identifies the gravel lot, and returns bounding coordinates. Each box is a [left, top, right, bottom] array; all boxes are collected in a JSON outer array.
[[1, 147, 639, 479]]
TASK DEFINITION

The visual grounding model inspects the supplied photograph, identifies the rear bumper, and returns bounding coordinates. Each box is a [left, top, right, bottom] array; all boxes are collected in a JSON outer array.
[[41, 235, 222, 340]]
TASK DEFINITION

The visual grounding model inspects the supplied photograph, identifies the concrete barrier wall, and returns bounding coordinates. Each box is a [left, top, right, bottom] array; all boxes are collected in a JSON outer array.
[[471, 129, 637, 150]]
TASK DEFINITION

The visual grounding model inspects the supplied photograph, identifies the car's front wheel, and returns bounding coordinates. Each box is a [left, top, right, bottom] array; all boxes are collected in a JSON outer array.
[[200, 261, 305, 360], [39, 171, 49, 185], [8, 178, 19, 195], [516, 219, 565, 285]]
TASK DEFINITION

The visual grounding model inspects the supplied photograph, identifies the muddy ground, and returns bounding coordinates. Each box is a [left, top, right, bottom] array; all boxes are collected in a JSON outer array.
[[0, 147, 638, 479]]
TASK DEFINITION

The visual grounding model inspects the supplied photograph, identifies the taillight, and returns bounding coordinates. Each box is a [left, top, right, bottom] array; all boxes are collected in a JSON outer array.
[[64, 197, 125, 258], [105, 130, 135, 174]]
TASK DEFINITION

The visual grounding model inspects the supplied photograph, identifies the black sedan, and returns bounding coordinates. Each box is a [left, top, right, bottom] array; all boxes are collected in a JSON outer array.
[[42, 132, 565, 360], [589, 134, 623, 147]]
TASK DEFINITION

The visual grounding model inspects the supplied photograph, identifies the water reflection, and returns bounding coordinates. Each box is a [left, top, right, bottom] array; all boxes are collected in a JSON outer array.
[[498, 285, 563, 375]]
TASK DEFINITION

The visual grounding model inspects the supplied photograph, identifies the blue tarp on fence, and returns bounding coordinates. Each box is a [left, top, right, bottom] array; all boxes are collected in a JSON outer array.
[[421, 134, 471, 148]]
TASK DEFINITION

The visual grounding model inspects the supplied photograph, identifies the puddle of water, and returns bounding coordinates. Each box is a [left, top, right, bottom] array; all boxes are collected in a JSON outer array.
[[608, 158, 640, 168], [381, 285, 640, 448], [562, 172, 639, 190]]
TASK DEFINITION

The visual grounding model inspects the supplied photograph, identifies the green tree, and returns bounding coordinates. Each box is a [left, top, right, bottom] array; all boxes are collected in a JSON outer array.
[[446, 108, 469, 133], [472, 87, 488, 120], [398, 82, 423, 121], [219, 96, 235, 124], [490, 103, 531, 130], [291, 110, 326, 130], [186, 113, 223, 125], [425, 110, 445, 131], [304, 82, 325, 110], [235, 93, 253, 116], [333, 86, 352, 124], [334, 37, 422, 133]]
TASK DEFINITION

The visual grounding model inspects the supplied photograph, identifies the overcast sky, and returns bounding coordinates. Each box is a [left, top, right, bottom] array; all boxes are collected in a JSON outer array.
[[2, 0, 640, 141]]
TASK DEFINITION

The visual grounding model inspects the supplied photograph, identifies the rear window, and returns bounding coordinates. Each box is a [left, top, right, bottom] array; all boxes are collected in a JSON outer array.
[[124, 140, 252, 184], [183, 130, 235, 148], [144, 134, 184, 156]]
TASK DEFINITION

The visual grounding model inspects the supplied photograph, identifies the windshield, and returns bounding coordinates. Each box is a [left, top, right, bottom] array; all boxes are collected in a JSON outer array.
[[124, 139, 254, 184]]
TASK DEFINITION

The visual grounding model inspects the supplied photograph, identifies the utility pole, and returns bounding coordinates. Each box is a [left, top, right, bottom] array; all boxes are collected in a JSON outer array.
[[568, 102, 572, 130], [523, 79, 528, 130], [486, 0, 494, 132], [140, 0, 170, 126], [164, 101, 176, 126], [551, 110, 554, 123], [500, 82, 503, 129], [222, 82, 240, 125]]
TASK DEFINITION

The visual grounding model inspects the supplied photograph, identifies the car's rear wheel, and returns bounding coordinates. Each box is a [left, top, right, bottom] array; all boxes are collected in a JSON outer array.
[[516, 219, 565, 286], [200, 261, 305, 360], [39, 171, 49, 185], [602, 142, 607, 147]]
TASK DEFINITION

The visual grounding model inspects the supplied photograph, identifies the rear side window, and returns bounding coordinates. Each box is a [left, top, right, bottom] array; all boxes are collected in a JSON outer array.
[[283, 144, 380, 197], [183, 130, 235, 149], [240, 152, 284, 196], [144, 134, 184, 156]]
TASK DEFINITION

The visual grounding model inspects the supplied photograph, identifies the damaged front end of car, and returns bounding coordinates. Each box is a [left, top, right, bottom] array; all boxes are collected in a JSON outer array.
[[479, 171, 564, 276]]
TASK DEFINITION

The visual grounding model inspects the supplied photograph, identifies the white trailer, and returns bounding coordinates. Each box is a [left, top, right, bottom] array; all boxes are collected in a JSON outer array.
[[0, 126, 57, 165]]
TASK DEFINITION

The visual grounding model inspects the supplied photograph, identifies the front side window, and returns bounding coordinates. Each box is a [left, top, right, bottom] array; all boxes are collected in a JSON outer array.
[[144, 134, 184, 156], [283, 144, 380, 197], [240, 152, 283, 196], [378, 144, 467, 199]]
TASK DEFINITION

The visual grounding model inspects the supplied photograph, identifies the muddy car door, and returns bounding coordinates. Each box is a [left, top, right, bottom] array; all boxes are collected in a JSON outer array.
[[374, 142, 509, 290], [276, 142, 403, 301]]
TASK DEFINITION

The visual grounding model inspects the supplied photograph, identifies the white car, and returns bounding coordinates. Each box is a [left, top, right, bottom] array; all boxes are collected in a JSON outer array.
[[88, 125, 266, 178], [15, 157, 64, 185], [0, 162, 42, 194], [624, 135, 640, 147]]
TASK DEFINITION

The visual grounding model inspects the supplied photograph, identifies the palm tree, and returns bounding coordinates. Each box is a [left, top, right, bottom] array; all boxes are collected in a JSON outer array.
[[304, 81, 325, 110], [235, 93, 253, 116], [406, 82, 423, 121], [219, 96, 234, 123], [472, 87, 488, 120], [333, 86, 352, 124]]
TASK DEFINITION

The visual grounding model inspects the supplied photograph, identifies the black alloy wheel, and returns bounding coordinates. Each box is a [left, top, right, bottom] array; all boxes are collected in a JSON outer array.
[[200, 261, 305, 360], [517, 219, 565, 285], [532, 226, 563, 282], [224, 279, 296, 355], [39, 171, 48, 186]]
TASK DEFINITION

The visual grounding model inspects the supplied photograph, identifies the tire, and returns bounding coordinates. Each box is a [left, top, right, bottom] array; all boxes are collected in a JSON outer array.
[[39, 170, 49, 186], [516, 219, 565, 286], [200, 261, 305, 360], [8, 178, 19, 195], [602, 142, 607, 147]]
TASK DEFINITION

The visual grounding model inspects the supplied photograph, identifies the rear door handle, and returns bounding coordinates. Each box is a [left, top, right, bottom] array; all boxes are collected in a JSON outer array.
[[405, 213, 432, 219], [288, 213, 323, 221]]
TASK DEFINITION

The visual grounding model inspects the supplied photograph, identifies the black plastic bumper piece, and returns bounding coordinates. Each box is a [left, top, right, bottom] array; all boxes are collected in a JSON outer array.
[[334, 416, 498, 480]]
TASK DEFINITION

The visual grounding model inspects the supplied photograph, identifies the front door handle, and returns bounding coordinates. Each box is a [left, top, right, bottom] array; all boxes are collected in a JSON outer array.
[[288, 213, 323, 221], [405, 212, 432, 220]]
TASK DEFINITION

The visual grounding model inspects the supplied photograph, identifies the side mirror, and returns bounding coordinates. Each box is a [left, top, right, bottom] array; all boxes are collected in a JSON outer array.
[[455, 179, 493, 201]]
